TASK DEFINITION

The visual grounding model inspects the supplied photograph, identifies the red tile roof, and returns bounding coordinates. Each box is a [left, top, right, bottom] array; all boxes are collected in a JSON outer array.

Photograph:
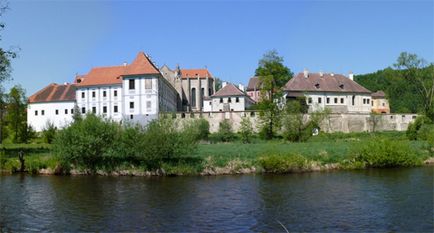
[[284, 72, 371, 94], [180, 69, 213, 79], [28, 83, 76, 103], [76, 52, 160, 87]]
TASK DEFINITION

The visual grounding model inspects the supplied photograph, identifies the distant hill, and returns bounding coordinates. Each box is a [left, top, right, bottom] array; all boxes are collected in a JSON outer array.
[[355, 66, 432, 114]]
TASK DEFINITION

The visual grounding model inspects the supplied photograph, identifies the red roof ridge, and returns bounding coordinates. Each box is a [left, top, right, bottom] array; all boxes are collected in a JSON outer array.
[[47, 84, 59, 102]]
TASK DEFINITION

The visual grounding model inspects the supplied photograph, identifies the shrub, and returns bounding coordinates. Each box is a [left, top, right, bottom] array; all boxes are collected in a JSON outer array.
[[196, 118, 210, 141], [258, 153, 307, 173], [239, 117, 253, 143], [42, 121, 57, 144], [53, 114, 119, 173], [351, 137, 422, 168], [417, 124, 434, 141], [216, 119, 235, 142], [407, 115, 432, 140]]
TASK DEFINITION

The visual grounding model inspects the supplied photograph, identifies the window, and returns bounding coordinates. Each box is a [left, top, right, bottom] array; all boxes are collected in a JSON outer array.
[[308, 97, 312, 104], [103, 106, 107, 113], [191, 88, 196, 107], [114, 106, 118, 113], [35, 110, 38, 116], [92, 107, 96, 113], [92, 91, 96, 98], [209, 88, 212, 96], [236, 97, 239, 103], [367, 99, 370, 104], [65, 109, 68, 114], [130, 102, 134, 109], [318, 97, 322, 104], [352, 96, 355, 106], [340, 98, 344, 104], [326, 97, 330, 104], [82, 108, 86, 114], [103, 91, 107, 97], [71, 109, 74, 114], [145, 79, 152, 89], [42, 110, 45, 115], [334, 98, 338, 104], [363, 99, 366, 104], [81, 92, 85, 98], [130, 115, 134, 120], [220, 98, 223, 103], [146, 101, 151, 111], [228, 97, 232, 103], [382, 103, 385, 107], [114, 90, 118, 97], [55, 109, 59, 115], [129, 79, 135, 90], [209, 102, 212, 105]]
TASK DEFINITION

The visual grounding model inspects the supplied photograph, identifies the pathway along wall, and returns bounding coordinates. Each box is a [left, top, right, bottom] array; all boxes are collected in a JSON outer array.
[[173, 111, 418, 133]]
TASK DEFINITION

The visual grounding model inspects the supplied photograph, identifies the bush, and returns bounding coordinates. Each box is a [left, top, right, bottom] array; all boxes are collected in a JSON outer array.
[[42, 121, 57, 144], [53, 114, 119, 173], [196, 118, 210, 141], [239, 117, 253, 143], [351, 137, 422, 168], [258, 153, 308, 173], [216, 119, 235, 142], [407, 115, 432, 140], [417, 124, 434, 141]]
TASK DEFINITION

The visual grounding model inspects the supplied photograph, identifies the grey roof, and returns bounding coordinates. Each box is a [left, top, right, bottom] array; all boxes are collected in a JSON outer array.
[[284, 72, 371, 94], [213, 83, 245, 97], [371, 90, 386, 98]]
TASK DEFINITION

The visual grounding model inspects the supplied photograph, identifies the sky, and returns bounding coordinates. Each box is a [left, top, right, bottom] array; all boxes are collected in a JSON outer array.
[[2, 0, 433, 95]]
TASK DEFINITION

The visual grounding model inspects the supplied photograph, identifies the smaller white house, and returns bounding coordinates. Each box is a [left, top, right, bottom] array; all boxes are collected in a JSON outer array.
[[203, 83, 255, 112], [284, 70, 372, 113], [27, 83, 77, 131]]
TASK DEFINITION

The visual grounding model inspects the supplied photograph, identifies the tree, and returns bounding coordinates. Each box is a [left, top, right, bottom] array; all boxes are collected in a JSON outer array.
[[239, 117, 253, 143], [217, 119, 235, 142], [72, 104, 82, 122], [394, 52, 434, 120], [6, 85, 27, 143], [255, 50, 292, 139], [214, 77, 223, 91]]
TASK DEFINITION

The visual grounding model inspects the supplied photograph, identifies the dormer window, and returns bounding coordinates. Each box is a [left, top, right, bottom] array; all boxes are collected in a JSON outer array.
[[339, 84, 344, 89], [315, 83, 320, 89]]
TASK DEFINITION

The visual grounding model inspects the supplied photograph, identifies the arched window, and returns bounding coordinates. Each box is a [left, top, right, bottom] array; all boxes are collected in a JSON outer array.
[[191, 88, 196, 107]]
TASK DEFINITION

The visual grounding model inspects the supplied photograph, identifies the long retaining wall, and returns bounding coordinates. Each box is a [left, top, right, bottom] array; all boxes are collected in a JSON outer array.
[[173, 111, 418, 133]]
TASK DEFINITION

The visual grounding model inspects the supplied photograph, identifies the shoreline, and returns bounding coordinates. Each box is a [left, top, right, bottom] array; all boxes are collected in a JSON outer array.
[[3, 157, 433, 177]]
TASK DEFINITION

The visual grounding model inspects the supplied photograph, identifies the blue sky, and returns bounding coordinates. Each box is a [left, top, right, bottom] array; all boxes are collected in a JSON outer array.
[[2, 0, 433, 95]]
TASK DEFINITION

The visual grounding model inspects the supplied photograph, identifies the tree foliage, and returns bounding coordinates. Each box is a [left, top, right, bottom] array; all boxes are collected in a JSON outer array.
[[239, 117, 253, 143], [6, 85, 28, 143]]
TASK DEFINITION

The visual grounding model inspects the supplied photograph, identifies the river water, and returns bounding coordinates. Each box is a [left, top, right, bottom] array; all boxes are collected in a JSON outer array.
[[0, 167, 433, 232]]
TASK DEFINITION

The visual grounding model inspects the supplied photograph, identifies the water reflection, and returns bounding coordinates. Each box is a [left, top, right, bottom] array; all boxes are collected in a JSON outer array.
[[1, 167, 433, 232]]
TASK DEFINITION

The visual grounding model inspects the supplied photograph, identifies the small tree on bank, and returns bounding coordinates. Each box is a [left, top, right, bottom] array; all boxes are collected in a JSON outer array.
[[217, 119, 235, 142], [239, 117, 253, 143]]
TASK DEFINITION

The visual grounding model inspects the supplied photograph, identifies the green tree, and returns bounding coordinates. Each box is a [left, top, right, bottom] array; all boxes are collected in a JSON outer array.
[[217, 119, 235, 142], [72, 104, 82, 122], [239, 117, 253, 143], [42, 121, 57, 144], [394, 52, 434, 120], [255, 50, 292, 139], [6, 85, 27, 143]]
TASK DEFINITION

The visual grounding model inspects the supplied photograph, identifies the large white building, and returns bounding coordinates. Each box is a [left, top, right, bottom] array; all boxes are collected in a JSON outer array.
[[284, 70, 372, 113], [28, 52, 178, 131]]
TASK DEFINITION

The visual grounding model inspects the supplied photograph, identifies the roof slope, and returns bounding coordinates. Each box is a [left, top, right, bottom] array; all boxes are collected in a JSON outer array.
[[76, 52, 160, 87], [284, 72, 371, 94], [180, 69, 213, 79], [246, 76, 261, 91], [372, 90, 386, 98], [29, 83, 76, 103], [212, 83, 246, 97]]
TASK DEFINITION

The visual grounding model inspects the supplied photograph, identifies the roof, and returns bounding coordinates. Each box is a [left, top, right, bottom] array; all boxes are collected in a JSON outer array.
[[212, 83, 246, 97], [246, 76, 261, 91], [28, 83, 76, 103], [76, 52, 160, 87], [180, 69, 213, 79], [284, 72, 371, 94], [372, 90, 386, 98]]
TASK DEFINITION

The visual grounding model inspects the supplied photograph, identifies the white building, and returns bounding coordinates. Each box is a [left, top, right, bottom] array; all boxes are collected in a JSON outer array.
[[27, 83, 77, 131], [28, 52, 178, 131], [203, 83, 255, 112], [283, 70, 372, 113]]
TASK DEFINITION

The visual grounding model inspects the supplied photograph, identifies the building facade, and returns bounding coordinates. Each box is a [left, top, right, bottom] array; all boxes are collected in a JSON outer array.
[[284, 70, 372, 113], [203, 83, 255, 112], [371, 91, 390, 114], [246, 76, 262, 103], [160, 65, 215, 112], [28, 52, 178, 131]]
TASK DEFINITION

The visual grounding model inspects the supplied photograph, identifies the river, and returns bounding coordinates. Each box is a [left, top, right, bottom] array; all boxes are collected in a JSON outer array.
[[0, 167, 433, 232]]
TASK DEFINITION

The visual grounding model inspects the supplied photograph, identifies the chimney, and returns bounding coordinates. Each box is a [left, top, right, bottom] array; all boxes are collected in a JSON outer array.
[[319, 71, 323, 77], [222, 81, 227, 88], [123, 62, 128, 67], [238, 84, 245, 92], [349, 71, 354, 81], [330, 72, 334, 76], [303, 68, 309, 78]]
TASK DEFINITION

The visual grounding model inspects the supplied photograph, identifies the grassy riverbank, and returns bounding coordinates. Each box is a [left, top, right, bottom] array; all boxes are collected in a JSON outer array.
[[0, 131, 432, 176]]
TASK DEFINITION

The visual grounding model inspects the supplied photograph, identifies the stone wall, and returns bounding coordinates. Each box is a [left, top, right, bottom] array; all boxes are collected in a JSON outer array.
[[173, 111, 418, 133]]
